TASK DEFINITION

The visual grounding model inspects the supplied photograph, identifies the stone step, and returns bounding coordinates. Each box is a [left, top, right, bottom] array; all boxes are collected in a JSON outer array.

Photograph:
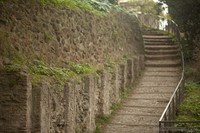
[[143, 35, 172, 39], [145, 60, 181, 67], [144, 38, 173, 42], [145, 49, 180, 55], [145, 67, 182, 72], [145, 45, 179, 50], [109, 115, 160, 126], [137, 81, 178, 87], [134, 86, 175, 94], [144, 41, 174, 45], [116, 106, 164, 116], [143, 32, 168, 36], [123, 99, 169, 109], [104, 124, 158, 133], [145, 54, 180, 60], [140, 77, 180, 82], [129, 93, 172, 100], [144, 71, 180, 75]]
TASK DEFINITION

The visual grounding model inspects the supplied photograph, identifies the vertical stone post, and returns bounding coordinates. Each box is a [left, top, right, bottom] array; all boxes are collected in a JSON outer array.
[[113, 66, 120, 102], [100, 71, 110, 116], [83, 76, 96, 133], [134, 57, 139, 78], [126, 59, 134, 86], [64, 80, 76, 133], [32, 83, 50, 133], [0, 71, 32, 133], [119, 64, 127, 92], [140, 55, 145, 70], [139, 55, 145, 73]]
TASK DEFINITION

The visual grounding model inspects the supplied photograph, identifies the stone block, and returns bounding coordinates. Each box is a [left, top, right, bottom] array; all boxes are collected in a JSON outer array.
[[134, 57, 139, 78], [32, 83, 50, 133], [126, 59, 134, 86], [119, 64, 127, 92], [82, 76, 96, 133], [99, 71, 111, 116], [0, 71, 32, 133], [111, 66, 120, 103], [64, 80, 76, 133]]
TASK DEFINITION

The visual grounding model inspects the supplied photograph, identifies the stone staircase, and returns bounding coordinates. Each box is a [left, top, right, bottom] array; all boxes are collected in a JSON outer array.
[[103, 30, 182, 133]]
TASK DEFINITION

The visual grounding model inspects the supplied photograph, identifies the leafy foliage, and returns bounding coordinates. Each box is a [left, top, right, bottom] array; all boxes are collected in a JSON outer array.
[[88, 0, 112, 12], [30, 60, 94, 80], [129, 0, 164, 15], [159, 0, 200, 61]]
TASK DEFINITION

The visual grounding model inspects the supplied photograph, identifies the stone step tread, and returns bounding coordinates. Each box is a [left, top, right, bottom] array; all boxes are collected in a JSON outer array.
[[145, 54, 180, 60], [145, 60, 181, 65], [143, 35, 172, 39], [144, 41, 174, 45], [145, 54, 180, 57], [104, 124, 158, 133], [143, 32, 168, 35], [143, 72, 181, 77], [145, 45, 179, 50], [108, 115, 160, 126], [129, 93, 172, 99], [145, 50, 180, 56], [133, 89, 174, 94], [145, 49, 180, 52], [124, 99, 169, 108], [144, 38, 173, 42], [137, 81, 178, 87], [145, 67, 182, 72], [116, 106, 164, 116], [140, 78, 180, 83]]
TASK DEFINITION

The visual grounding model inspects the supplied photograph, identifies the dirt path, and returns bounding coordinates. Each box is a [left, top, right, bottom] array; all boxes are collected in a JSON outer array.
[[103, 31, 182, 133]]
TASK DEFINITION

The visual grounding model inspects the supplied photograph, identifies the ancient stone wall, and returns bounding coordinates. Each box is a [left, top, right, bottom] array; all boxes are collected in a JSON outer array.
[[0, 56, 144, 133], [0, 0, 144, 69]]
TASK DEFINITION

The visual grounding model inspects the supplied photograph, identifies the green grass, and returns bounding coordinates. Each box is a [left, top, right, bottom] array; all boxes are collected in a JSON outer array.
[[176, 81, 200, 121], [39, 0, 108, 16], [4, 52, 96, 84], [95, 114, 111, 133]]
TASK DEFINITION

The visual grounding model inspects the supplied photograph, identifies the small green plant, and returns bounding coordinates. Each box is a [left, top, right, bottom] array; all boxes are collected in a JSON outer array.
[[111, 102, 122, 111], [122, 55, 128, 61], [4, 52, 27, 72], [44, 31, 53, 42], [69, 63, 93, 74], [95, 114, 111, 133]]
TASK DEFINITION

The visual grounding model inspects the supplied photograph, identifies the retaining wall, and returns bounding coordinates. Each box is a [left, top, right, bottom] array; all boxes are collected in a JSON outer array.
[[0, 56, 145, 133]]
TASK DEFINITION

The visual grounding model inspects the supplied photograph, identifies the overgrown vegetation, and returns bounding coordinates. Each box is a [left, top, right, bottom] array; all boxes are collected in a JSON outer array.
[[175, 65, 200, 130], [129, 0, 164, 15], [95, 114, 111, 133], [39, 0, 113, 15], [38, 0, 139, 18], [4, 52, 96, 84], [176, 81, 200, 121], [159, 0, 200, 62]]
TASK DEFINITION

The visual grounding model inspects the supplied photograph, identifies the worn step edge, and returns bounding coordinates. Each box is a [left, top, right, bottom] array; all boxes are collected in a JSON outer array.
[[143, 35, 172, 39], [145, 54, 180, 60], [145, 46, 179, 50]]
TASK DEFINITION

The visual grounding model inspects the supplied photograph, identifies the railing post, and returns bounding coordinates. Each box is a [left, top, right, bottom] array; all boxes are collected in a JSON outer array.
[[172, 97, 175, 120]]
